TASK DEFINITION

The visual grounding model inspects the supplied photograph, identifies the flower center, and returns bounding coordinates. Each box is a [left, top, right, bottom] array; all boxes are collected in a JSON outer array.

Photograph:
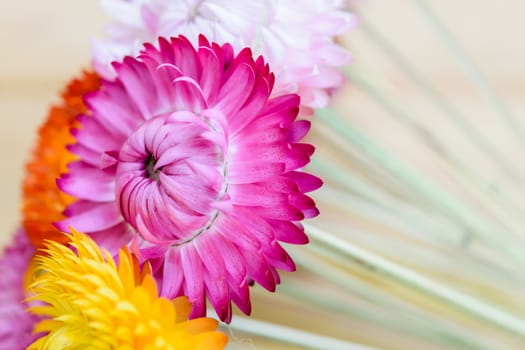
[[115, 111, 228, 246], [144, 154, 162, 182]]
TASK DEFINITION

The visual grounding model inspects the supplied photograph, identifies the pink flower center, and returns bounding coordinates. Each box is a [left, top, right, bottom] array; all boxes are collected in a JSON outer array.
[[115, 110, 228, 246]]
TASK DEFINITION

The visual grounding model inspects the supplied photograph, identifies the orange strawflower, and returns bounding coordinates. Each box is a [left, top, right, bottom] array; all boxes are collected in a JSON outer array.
[[22, 70, 100, 247]]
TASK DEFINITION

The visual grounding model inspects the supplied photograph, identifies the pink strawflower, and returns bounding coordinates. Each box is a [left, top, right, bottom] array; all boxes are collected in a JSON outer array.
[[92, 0, 355, 114], [0, 229, 39, 349], [57, 35, 322, 322]]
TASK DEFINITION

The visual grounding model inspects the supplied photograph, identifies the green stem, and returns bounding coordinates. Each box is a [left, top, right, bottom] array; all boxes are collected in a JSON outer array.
[[305, 224, 525, 336], [355, 16, 521, 182], [342, 67, 525, 233], [413, 0, 525, 151], [314, 182, 464, 247], [310, 154, 472, 248], [315, 185, 524, 282], [225, 316, 380, 350], [277, 281, 493, 350], [315, 108, 525, 266]]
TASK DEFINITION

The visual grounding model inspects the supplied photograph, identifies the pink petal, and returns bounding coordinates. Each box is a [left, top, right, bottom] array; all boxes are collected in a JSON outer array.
[[269, 220, 309, 245], [160, 248, 184, 298], [180, 246, 206, 318], [56, 202, 122, 233], [57, 172, 115, 202]]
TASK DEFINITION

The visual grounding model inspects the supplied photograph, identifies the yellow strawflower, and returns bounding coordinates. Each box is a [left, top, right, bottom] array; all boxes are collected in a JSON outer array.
[[27, 229, 227, 350]]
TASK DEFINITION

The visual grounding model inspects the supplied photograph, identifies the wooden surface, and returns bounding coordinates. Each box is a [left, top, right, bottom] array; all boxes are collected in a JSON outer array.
[[0, 1, 107, 246]]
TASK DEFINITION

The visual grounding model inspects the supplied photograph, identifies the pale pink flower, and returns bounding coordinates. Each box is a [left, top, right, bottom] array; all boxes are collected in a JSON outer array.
[[58, 35, 322, 322], [0, 229, 39, 350], [92, 0, 355, 114]]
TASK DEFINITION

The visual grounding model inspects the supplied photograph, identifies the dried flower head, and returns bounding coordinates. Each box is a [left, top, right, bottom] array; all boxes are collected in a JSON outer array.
[[57, 35, 322, 322], [28, 229, 227, 350], [92, 0, 355, 113], [23, 70, 100, 247], [0, 229, 39, 349]]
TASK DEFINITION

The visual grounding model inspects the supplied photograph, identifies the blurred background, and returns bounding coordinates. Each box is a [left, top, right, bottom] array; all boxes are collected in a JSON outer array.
[[2, 1, 525, 349]]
